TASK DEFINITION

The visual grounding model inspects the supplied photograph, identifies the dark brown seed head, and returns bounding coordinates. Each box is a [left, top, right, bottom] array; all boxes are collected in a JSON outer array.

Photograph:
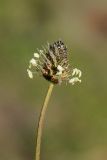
[[42, 40, 69, 84]]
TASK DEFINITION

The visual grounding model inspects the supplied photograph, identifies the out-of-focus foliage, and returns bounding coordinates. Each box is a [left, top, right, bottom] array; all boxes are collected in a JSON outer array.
[[0, 0, 107, 160]]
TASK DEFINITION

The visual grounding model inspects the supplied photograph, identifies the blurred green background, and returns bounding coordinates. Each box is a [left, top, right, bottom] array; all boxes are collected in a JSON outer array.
[[0, 0, 107, 160]]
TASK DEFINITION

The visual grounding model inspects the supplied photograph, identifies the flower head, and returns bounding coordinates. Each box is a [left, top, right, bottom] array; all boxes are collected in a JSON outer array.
[[27, 40, 82, 85]]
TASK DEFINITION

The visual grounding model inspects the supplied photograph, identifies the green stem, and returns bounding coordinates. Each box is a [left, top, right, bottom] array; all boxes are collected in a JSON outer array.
[[35, 83, 54, 160]]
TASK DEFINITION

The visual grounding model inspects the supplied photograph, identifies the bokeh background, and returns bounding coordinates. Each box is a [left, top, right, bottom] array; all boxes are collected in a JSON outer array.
[[0, 0, 107, 160]]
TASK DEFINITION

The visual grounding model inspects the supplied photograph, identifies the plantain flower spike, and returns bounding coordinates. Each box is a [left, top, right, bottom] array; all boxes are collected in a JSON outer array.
[[27, 40, 82, 85]]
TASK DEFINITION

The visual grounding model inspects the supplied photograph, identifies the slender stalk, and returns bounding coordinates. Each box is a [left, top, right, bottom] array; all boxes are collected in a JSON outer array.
[[35, 83, 54, 160]]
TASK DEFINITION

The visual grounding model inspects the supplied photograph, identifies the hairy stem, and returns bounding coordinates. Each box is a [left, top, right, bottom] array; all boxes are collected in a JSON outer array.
[[35, 83, 54, 160]]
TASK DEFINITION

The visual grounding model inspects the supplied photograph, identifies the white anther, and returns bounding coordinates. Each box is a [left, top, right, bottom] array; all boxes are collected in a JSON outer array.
[[30, 58, 37, 66], [72, 68, 82, 77], [56, 65, 64, 76], [57, 65, 64, 72], [34, 53, 40, 58], [27, 69, 33, 79], [69, 77, 81, 85]]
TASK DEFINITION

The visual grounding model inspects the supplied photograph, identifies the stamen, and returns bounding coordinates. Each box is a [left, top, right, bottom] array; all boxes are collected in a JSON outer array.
[[69, 77, 81, 85], [30, 58, 37, 66], [34, 53, 40, 58], [27, 69, 33, 79]]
